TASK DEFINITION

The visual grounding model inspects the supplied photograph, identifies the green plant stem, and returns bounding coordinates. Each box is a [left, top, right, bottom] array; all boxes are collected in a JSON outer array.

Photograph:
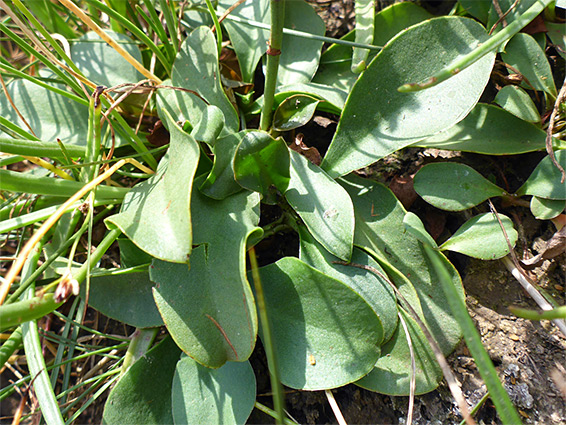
[[0, 326, 22, 370], [121, 327, 158, 374], [398, 0, 552, 92], [260, 0, 286, 131], [509, 305, 566, 320], [248, 246, 285, 425], [186, 14, 382, 50], [158, 0, 179, 55], [254, 401, 297, 425], [423, 244, 522, 424], [459, 391, 491, 425]]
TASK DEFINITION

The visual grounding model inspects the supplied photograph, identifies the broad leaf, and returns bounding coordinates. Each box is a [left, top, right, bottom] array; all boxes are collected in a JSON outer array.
[[218, 0, 269, 83], [258, 257, 382, 390], [234, 131, 290, 195], [299, 226, 398, 344], [273, 95, 320, 131], [322, 16, 495, 177], [440, 213, 518, 260], [517, 150, 566, 199], [103, 337, 181, 424], [356, 308, 442, 395], [71, 31, 143, 87], [494, 86, 540, 123], [415, 104, 554, 154], [351, 0, 375, 73], [166, 26, 238, 132], [85, 271, 163, 328], [530, 196, 565, 220], [199, 132, 245, 200], [459, 0, 491, 23], [277, 0, 325, 87], [286, 150, 354, 261], [106, 120, 199, 263], [403, 212, 438, 248], [414, 162, 506, 211], [172, 356, 256, 424], [0, 79, 90, 146], [501, 33, 557, 97], [339, 174, 464, 356], [314, 2, 433, 92], [151, 186, 260, 367]]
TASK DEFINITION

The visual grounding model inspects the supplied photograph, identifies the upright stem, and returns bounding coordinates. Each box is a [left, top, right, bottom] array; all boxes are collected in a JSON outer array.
[[260, 0, 286, 131]]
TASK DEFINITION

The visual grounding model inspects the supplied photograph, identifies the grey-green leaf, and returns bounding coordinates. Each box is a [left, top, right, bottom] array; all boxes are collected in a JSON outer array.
[[322, 16, 495, 178], [501, 33, 557, 97], [530, 196, 565, 220], [493, 85, 540, 123], [277, 0, 325, 87], [86, 271, 163, 329], [105, 120, 199, 263], [258, 257, 382, 390], [172, 356, 256, 424], [71, 31, 144, 87], [414, 162, 506, 211], [516, 150, 566, 199], [356, 308, 442, 395], [403, 212, 438, 248], [415, 104, 555, 155], [286, 150, 354, 261], [218, 0, 269, 83], [273, 95, 320, 131], [233, 131, 290, 195], [103, 337, 181, 425], [339, 174, 464, 356], [151, 186, 260, 368], [170, 26, 238, 132], [440, 213, 518, 260], [299, 226, 398, 344]]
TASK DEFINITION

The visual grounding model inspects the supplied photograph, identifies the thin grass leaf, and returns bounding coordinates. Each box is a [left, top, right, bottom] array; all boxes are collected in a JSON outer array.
[[83, 0, 172, 74], [423, 244, 522, 424]]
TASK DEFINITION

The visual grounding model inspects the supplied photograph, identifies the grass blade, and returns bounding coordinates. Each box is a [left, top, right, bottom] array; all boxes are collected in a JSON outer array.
[[423, 244, 522, 424]]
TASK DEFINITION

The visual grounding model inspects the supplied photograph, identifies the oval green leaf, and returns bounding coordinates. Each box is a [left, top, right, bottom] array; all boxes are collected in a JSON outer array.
[[103, 337, 181, 425], [71, 31, 143, 87], [356, 308, 442, 395], [277, 0, 325, 87], [530, 196, 565, 220], [415, 104, 556, 154], [516, 150, 566, 199], [169, 26, 239, 132], [494, 85, 540, 123], [286, 150, 354, 261], [414, 162, 506, 211], [339, 174, 463, 356], [440, 213, 518, 259], [258, 257, 382, 390], [172, 356, 256, 424], [402, 212, 438, 248], [85, 271, 163, 329], [151, 186, 260, 368], [501, 33, 557, 97], [299, 226, 398, 344], [233, 131, 290, 195], [106, 119, 199, 263], [273, 94, 320, 131], [322, 16, 495, 178]]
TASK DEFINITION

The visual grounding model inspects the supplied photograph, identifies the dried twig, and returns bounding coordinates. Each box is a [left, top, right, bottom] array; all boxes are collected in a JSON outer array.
[[546, 76, 566, 183], [398, 311, 415, 425], [325, 389, 347, 425]]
